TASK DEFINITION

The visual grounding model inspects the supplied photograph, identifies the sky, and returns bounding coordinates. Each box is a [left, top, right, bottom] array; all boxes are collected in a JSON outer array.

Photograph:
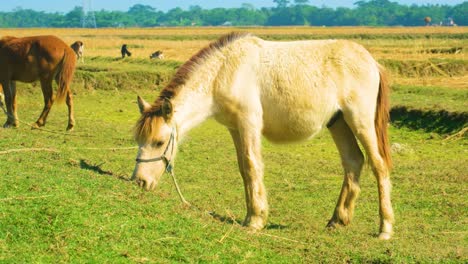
[[0, 0, 465, 13]]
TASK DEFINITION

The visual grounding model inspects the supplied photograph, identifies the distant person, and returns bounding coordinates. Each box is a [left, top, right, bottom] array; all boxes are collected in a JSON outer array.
[[121, 44, 131, 58]]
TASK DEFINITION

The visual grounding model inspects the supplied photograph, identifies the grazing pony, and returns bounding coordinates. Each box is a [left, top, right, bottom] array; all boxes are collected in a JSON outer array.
[[121, 44, 131, 58], [150, 50, 164, 59], [71, 41, 84, 63], [133, 32, 394, 239], [0, 35, 77, 130]]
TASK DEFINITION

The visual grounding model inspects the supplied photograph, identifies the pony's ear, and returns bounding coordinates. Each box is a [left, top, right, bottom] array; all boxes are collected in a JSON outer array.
[[162, 98, 173, 121], [137, 96, 151, 114]]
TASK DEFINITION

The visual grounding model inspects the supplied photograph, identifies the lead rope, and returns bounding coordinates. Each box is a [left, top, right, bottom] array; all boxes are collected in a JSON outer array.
[[168, 169, 191, 207], [165, 127, 191, 207]]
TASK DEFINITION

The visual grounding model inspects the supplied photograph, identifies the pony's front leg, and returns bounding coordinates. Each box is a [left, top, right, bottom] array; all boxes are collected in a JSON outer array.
[[2, 81, 19, 128], [229, 128, 268, 230]]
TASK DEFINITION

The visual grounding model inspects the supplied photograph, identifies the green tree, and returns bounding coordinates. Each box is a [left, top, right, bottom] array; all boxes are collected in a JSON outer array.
[[0, 1, 466, 28], [273, 0, 290, 8], [127, 4, 159, 26], [64, 6, 83, 27], [294, 0, 309, 5], [450, 2, 467, 25]]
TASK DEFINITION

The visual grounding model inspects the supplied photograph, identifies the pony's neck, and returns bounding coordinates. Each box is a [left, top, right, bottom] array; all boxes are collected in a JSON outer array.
[[170, 56, 222, 137], [172, 90, 214, 138]]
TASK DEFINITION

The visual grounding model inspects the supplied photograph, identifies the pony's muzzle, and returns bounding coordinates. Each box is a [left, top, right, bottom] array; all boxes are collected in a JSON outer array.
[[134, 177, 157, 191], [132, 167, 161, 191]]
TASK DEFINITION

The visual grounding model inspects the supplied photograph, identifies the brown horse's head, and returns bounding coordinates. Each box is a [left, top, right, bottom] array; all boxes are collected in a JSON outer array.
[[132, 96, 177, 190]]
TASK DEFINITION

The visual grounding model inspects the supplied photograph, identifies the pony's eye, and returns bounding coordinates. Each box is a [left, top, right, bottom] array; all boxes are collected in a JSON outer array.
[[153, 141, 164, 148]]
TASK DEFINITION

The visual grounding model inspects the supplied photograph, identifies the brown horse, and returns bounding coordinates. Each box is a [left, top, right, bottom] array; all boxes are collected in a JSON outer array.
[[0, 35, 77, 130], [133, 32, 394, 239]]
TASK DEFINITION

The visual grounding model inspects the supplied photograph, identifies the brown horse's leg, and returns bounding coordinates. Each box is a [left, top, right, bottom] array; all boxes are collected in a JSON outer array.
[[65, 90, 75, 131], [229, 128, 268, 230], [345, 114, 394, 240], [2, 81, 19, 128], [327, 117, 364, 227], [34, 78, 54, 128]]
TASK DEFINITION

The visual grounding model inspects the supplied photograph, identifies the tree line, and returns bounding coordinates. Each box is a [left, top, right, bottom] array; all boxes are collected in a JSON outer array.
[[0, 0, 466, 28]]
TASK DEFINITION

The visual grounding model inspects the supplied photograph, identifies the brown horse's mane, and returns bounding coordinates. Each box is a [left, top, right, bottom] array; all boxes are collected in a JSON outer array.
[[134, 32, 250, 142], [152, 31, 250, 111], [0, 36, 17, 47]]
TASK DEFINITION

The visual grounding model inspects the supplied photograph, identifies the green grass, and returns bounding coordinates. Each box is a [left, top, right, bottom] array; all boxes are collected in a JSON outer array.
[[0, 77, 466, 263], [391, 84, 468, 113]]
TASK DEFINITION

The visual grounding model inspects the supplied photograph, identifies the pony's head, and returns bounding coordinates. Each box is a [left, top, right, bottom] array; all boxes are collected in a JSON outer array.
[[132, 96, 178, 190]]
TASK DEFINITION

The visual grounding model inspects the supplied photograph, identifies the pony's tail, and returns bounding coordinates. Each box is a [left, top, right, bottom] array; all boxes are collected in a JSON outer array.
[[375, 64, 392, 170], [56, 47, 77, 103]]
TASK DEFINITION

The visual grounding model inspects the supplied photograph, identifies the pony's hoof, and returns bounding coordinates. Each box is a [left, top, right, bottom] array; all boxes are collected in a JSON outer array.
[[66, 125, 74, 132], [326, 218, 348, 228], [31, 123, 41, 130], [378, 232, 392, 240], [326, 220, 339, 229], [243, 216, 266, 230]]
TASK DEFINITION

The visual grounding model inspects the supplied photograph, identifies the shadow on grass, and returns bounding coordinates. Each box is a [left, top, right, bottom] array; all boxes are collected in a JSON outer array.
[[80, 159, 131, 181], [390, 106, 468, 135], [208, 211, 288, 230]]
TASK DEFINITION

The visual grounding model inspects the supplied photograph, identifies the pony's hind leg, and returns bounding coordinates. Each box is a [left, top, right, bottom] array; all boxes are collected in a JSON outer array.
[[229, 127, 268, 230], [34, 78, 54, 128], [344, 114, 394, 240], [327, 116, 364, 228]]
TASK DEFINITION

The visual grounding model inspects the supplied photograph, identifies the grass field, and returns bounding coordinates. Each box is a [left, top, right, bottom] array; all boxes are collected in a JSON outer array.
[[0, 27, 467, 263]]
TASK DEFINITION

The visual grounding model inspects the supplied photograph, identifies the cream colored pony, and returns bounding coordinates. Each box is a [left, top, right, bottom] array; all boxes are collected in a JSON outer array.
[[133, 32, 394, 240]]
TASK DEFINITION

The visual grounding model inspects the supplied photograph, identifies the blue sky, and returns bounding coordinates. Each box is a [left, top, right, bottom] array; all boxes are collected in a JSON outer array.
[[1, 0, 465, 12]]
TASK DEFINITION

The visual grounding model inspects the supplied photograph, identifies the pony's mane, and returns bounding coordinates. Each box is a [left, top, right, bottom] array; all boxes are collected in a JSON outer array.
[[153, 31, 250, 110], [134, 32, 251, 142]]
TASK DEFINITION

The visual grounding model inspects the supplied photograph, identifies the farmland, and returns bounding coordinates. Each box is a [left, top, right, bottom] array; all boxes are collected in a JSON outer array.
[[0, 27, 467, 263]]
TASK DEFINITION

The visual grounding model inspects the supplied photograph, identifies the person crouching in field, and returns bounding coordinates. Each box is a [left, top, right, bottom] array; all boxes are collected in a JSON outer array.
[[121, 44, 131, 58]]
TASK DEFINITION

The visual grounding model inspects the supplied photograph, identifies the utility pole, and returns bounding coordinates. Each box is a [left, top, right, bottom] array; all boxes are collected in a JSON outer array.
[[81, 0, 97, 28]]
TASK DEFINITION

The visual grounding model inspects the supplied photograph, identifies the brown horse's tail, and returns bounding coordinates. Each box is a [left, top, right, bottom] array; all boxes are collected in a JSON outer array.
[[375, 64, 392, 170], [55, 47, 77, 103]]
